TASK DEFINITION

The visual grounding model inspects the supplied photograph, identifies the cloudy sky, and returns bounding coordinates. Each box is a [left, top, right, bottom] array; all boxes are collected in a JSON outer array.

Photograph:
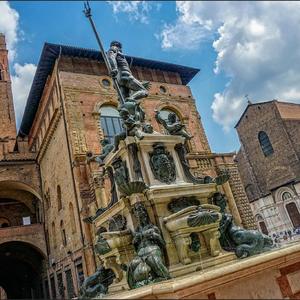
[[2, 1, 300, 153]]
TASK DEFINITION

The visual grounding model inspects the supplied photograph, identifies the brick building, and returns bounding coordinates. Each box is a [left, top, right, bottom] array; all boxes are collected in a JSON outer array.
[[0, 33, 254, 298], [235, 100, 300, 239]]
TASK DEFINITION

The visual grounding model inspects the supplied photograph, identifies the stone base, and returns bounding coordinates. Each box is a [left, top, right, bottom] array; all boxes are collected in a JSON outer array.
[[102, 243, 300, 299], [169, 252, 236, 278]]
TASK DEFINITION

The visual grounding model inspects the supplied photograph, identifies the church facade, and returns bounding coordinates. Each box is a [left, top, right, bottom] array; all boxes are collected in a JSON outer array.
[[235, 100, 300, 241], [0, 33, 256, 298]]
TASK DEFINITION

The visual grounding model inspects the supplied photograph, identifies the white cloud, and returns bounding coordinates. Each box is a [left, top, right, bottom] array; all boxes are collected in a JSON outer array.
[[0, 1, 19, 60], [11, 63, 36, 130], [0, 1, 37, 129], [107, 1, 155, 24], [160, 1, 300, 130]]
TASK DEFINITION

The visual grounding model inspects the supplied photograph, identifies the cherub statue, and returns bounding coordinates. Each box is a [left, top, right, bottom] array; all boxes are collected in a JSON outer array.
[[155, 110, 193, 140], [127, 202, 171, 289], [86, 138, 113, 166]]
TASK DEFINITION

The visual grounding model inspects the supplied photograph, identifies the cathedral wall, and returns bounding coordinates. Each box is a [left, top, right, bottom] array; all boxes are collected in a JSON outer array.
[[236, 102, 299, 194], [283, 119, 300, 165]]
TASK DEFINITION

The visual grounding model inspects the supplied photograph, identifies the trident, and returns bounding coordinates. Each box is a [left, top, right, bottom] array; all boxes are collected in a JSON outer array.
[[83, 1, 126, 105]]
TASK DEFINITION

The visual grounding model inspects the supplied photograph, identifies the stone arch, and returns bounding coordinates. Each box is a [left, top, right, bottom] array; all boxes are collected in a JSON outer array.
[[0, 180, 43, 225], [92, 99, 119, 118], [92, 100, 120, 143], [285, 202, 300, 228], [0, 217, 10, 228], [0, 241, 46, 298], [275, 186, 295, 203], [0, 180, 42, 200], [255, 214, 268, 235]]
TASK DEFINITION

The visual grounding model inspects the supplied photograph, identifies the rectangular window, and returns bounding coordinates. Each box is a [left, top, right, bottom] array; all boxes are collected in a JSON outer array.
[[75, 260, 85, 287], [50, 275, 56, 299], [65, 269, 75, 299], [57, 272, 64, 298], [22, 216, 31, 225], [101, 116, 123, 144]]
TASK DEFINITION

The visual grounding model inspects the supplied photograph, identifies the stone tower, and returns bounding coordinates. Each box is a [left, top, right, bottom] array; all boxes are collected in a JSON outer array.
[[0, 33, 17, 150]]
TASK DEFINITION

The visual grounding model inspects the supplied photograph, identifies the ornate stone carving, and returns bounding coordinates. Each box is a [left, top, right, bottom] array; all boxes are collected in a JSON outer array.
[[164, 205, 222, 265], [117, 181, 148, 197], [112, 157, 129, 191], [149, 143, 176, 184], [175, 143, 230, 185], [127, 202, 171, 289], [167, 196, 200, 213], [187, 207, 221, 227]]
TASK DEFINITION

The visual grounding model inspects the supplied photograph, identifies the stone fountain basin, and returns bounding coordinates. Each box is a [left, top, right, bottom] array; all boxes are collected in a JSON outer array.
[[101, 229, 133, 249], [163, 205, 221, 232]]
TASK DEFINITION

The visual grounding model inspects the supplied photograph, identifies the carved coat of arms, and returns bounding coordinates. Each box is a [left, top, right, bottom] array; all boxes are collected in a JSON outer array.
[[149, 143, 176, 184]]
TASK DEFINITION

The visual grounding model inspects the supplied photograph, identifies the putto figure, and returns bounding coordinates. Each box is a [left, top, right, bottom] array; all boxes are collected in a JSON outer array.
[[108, 40, 150, 102], [86, 138, 114, 166], [155, 110, 193, 140]]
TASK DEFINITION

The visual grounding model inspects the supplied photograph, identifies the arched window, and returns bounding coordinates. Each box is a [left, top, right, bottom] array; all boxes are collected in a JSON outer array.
[[60, 220, 67, 246], [259, 221, 268, 235], [100, 105, 123, 144], [69, 202, 76, 233], [57, 185, 62, 211], [286, 202, 300, 228], [51, 222, 56, 249], [282, 191, 292, 201], [255, 214, 268, 235], [258, 131, 274, 157]]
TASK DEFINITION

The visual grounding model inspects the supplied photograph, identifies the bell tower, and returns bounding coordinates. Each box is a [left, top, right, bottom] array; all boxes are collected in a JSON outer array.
[[0, 33, 17, 149]]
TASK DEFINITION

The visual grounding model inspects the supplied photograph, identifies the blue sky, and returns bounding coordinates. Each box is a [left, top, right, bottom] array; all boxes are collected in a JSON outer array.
[[3, 1, 300, 153]]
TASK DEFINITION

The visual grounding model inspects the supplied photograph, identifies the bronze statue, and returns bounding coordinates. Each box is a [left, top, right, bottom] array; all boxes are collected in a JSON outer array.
[[86, 138, 114, 165], [112, 158, 129, 192], [212, 192, 274, 258], [78, 266, 115, 299], [127, 202, 171, 289], [108, 41, 150, 102], [155, 110, 193, 140], [149, 143, 176, 184]]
